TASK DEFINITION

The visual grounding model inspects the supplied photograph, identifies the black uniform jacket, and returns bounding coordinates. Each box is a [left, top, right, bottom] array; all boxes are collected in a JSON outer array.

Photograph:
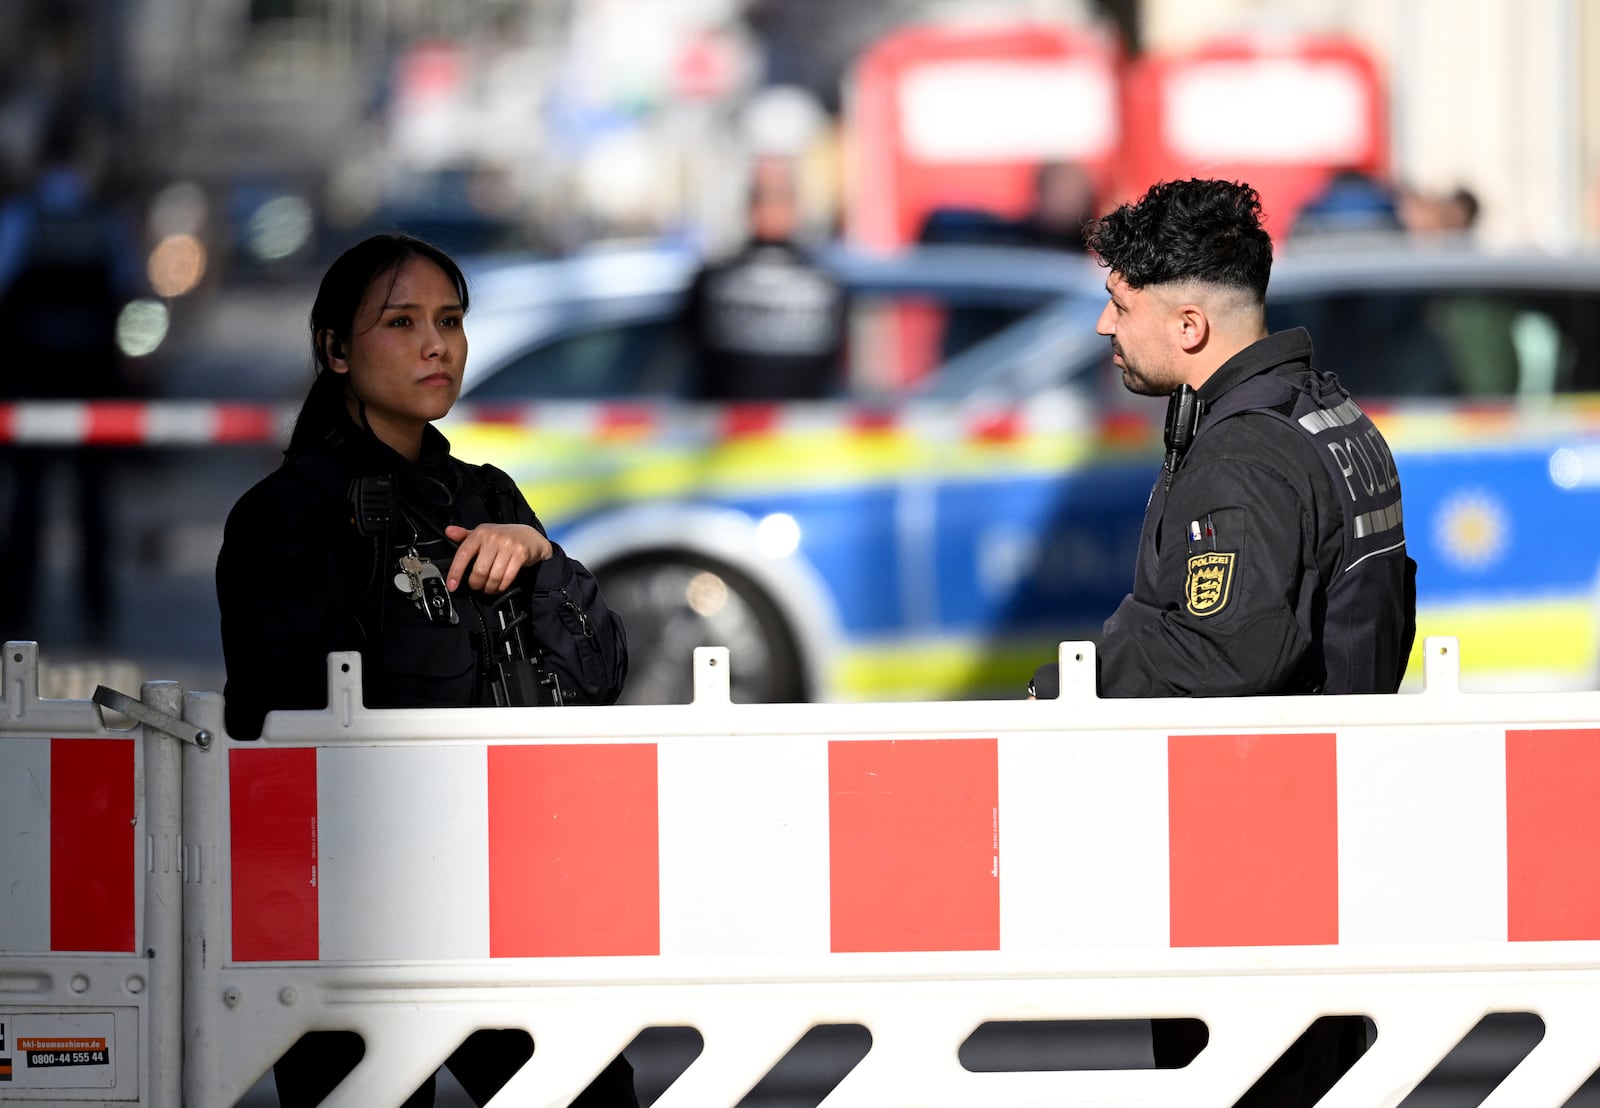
[[1036, 328, 1416, 699], [217, 419, 627, 738], [686, 238, 846, 400]]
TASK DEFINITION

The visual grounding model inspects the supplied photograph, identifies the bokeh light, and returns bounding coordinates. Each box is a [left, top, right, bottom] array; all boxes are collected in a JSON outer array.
[[685, 571, 729, 618], [755, 512, 802, 558], [245, 195, 314, 261], [147, 233, 207, 297], [148, 180, 209, 238], [115, 298, 170, 357]]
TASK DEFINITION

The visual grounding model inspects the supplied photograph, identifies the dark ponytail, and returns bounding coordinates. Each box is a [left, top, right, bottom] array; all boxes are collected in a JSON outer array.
[[283, 368, 352, 458]]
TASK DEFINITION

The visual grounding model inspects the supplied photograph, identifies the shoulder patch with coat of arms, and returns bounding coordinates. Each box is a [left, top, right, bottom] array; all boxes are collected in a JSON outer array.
[[1185, 552, 1235, 617]]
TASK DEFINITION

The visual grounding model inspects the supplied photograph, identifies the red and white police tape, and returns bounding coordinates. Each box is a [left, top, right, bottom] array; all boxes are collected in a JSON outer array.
[[0, 401, 289, 446], [0, 399, 1157, 448]]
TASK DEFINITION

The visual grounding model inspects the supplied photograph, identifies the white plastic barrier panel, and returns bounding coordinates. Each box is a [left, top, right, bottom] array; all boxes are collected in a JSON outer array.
[[0, 643, 184, 1106], [180, 639, 1600, 1107]]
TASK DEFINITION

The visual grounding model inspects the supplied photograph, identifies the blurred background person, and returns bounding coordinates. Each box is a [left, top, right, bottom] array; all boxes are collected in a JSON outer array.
[[1288, 166, 1404, 240], [1399, 184, 1516, 396], [916, 159, 1098, 252], [684, 152, 846, 400], [1400, 183, 1482, 237], [0, 107, 142, 643], [1017, 159, 1098, 253]]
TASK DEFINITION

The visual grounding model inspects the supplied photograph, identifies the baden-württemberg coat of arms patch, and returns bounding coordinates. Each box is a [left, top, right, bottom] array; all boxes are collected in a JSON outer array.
[[1185, 551, 1235, 616]]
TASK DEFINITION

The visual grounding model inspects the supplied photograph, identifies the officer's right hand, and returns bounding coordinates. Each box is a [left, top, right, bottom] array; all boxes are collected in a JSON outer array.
[[443, 523, 553, 594]]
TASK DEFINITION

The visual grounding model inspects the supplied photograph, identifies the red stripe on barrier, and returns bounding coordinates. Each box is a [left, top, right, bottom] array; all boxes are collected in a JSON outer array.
[[1506, 728, 1600, 940], [50, 739, 135, 952], [597, 405, 657, 439], [456, 403, 535, 426], [1101, 410, 1159, 449], [968, 409, 1023, 443], [488, 744, 659, 956], [849, 408, 899, 434], [230, 748, 319, 961], [84, 402, 147, 445], [721, 403, 781, 438], [212, 403, 281, 444], [829, 738, 999, 952], [0, 404, 14, 443], [1168, 732, 1338, 947]]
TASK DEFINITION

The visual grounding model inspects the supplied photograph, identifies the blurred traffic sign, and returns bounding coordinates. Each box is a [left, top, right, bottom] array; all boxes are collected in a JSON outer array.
[[1119, 31, 1389, 238], [844, 21, 1125, 250]]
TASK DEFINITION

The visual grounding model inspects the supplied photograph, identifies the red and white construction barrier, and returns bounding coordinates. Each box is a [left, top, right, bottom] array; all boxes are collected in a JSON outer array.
[[0, 736, 137, 954], [217, 714, 1600, 965], [168, 640, 1600, 1108], [0, 643, 183, 1105]]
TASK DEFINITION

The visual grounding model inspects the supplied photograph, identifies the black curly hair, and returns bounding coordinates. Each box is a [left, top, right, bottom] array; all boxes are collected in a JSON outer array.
[[1086, 179, 1273, 301]]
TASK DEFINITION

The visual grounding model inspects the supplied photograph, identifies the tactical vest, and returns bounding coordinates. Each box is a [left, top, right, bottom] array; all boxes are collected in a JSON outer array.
[[292, 440, 621, 708], [1195, 369, 1416, 693]]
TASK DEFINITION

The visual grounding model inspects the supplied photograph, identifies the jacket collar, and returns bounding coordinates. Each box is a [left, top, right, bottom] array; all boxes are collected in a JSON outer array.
[[1198, 327, 1315, 405], [321, 415, 461, 505]]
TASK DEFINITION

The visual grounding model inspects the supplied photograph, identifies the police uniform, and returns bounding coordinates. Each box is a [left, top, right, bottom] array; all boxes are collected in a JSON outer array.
[[1033, 327, 1416, 698], [218, 418, 629, 739], [217, 416, 635, 1105], [686, 239, 845, 400]]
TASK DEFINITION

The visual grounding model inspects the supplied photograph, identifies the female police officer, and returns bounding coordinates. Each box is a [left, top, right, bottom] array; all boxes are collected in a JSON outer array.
[[216, 233, 634, 1107]]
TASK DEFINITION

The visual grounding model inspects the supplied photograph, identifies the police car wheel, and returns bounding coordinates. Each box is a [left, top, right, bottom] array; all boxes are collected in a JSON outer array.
[[596, 555, 804, 705]]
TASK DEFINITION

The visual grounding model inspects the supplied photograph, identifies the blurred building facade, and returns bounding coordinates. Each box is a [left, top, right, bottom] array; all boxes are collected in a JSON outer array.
[[1141, 0, 1597, 248], [2, 0, 1596, 263]]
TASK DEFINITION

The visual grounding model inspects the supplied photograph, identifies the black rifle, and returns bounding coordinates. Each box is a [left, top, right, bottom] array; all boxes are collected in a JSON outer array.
[[481, 587, 565, 707]]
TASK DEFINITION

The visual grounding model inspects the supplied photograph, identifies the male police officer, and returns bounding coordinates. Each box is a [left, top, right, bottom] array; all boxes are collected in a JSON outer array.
[[1030, 178, 1416, 1104], [685, 154, 845, 401]]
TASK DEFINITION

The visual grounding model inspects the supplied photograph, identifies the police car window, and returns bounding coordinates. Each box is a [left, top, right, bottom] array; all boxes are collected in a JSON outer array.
[[1267, 291, 1460, 399], [468, 320, 692, 400], [1267, 287, 1600, 400], [1420, 291, 1594, 398], [1492, 288, 1600, 395], [911, 295, 1109, 400], [845, 293, 1049, 399]]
